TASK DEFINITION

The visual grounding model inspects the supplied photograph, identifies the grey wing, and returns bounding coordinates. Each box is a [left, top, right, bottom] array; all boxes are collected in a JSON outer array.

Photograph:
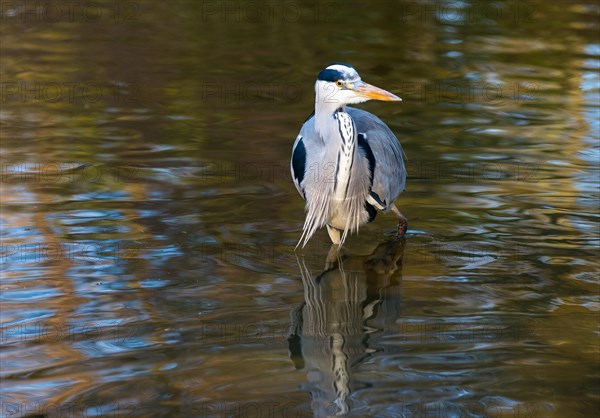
[[348, 107, 406, 211]]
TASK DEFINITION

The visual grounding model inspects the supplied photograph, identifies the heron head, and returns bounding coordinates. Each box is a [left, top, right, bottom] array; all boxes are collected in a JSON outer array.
[[315, 63, 401, 109]]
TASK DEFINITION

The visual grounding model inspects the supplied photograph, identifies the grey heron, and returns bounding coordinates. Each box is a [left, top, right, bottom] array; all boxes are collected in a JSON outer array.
[[291, 63, 407, 248]]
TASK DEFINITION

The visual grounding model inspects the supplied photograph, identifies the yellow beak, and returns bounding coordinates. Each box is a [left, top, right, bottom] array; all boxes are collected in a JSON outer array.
[[354, 81, 402, 101]]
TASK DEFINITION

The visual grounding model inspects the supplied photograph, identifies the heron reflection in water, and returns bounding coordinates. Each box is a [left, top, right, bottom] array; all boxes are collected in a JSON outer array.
[[288, 239, 406, 416]]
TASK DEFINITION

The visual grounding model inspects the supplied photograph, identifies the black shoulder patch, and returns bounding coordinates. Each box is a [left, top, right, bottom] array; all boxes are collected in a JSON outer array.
[[357, 133, 375, 185], [365, 201, 377, 223], [292, 138, 307, 186]]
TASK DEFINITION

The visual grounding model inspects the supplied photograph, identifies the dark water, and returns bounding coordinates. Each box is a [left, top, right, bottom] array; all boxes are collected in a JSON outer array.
[[1, 1, 598, 417]]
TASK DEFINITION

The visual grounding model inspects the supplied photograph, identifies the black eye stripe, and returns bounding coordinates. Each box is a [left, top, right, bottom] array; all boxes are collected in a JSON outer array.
[[317, 69, 345, 82]]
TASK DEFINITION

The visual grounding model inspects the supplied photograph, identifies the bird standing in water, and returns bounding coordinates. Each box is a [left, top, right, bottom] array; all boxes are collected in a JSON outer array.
[[291, 63, 407, 248]]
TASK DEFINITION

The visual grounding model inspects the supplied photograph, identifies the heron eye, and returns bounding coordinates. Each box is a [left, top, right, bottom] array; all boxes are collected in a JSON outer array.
[[336, 80, 344, 87]]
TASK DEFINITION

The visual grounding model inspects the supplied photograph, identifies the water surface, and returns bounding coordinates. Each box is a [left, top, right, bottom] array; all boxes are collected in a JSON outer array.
[[1, 1, 598, 417]]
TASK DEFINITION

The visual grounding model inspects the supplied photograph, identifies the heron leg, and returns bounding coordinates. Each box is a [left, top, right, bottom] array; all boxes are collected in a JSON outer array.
[[391, 204, 408, 238], [325, 243, 341, 270], [326, 225, 341, 245]]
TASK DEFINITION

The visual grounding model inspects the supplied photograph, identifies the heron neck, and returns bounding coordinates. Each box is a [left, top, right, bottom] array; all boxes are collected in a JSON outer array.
[[315, 105, 348, 142]]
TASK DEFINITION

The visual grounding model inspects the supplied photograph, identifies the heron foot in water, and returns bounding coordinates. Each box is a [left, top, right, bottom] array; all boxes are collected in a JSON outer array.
[[391, 204, 408, 239]]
